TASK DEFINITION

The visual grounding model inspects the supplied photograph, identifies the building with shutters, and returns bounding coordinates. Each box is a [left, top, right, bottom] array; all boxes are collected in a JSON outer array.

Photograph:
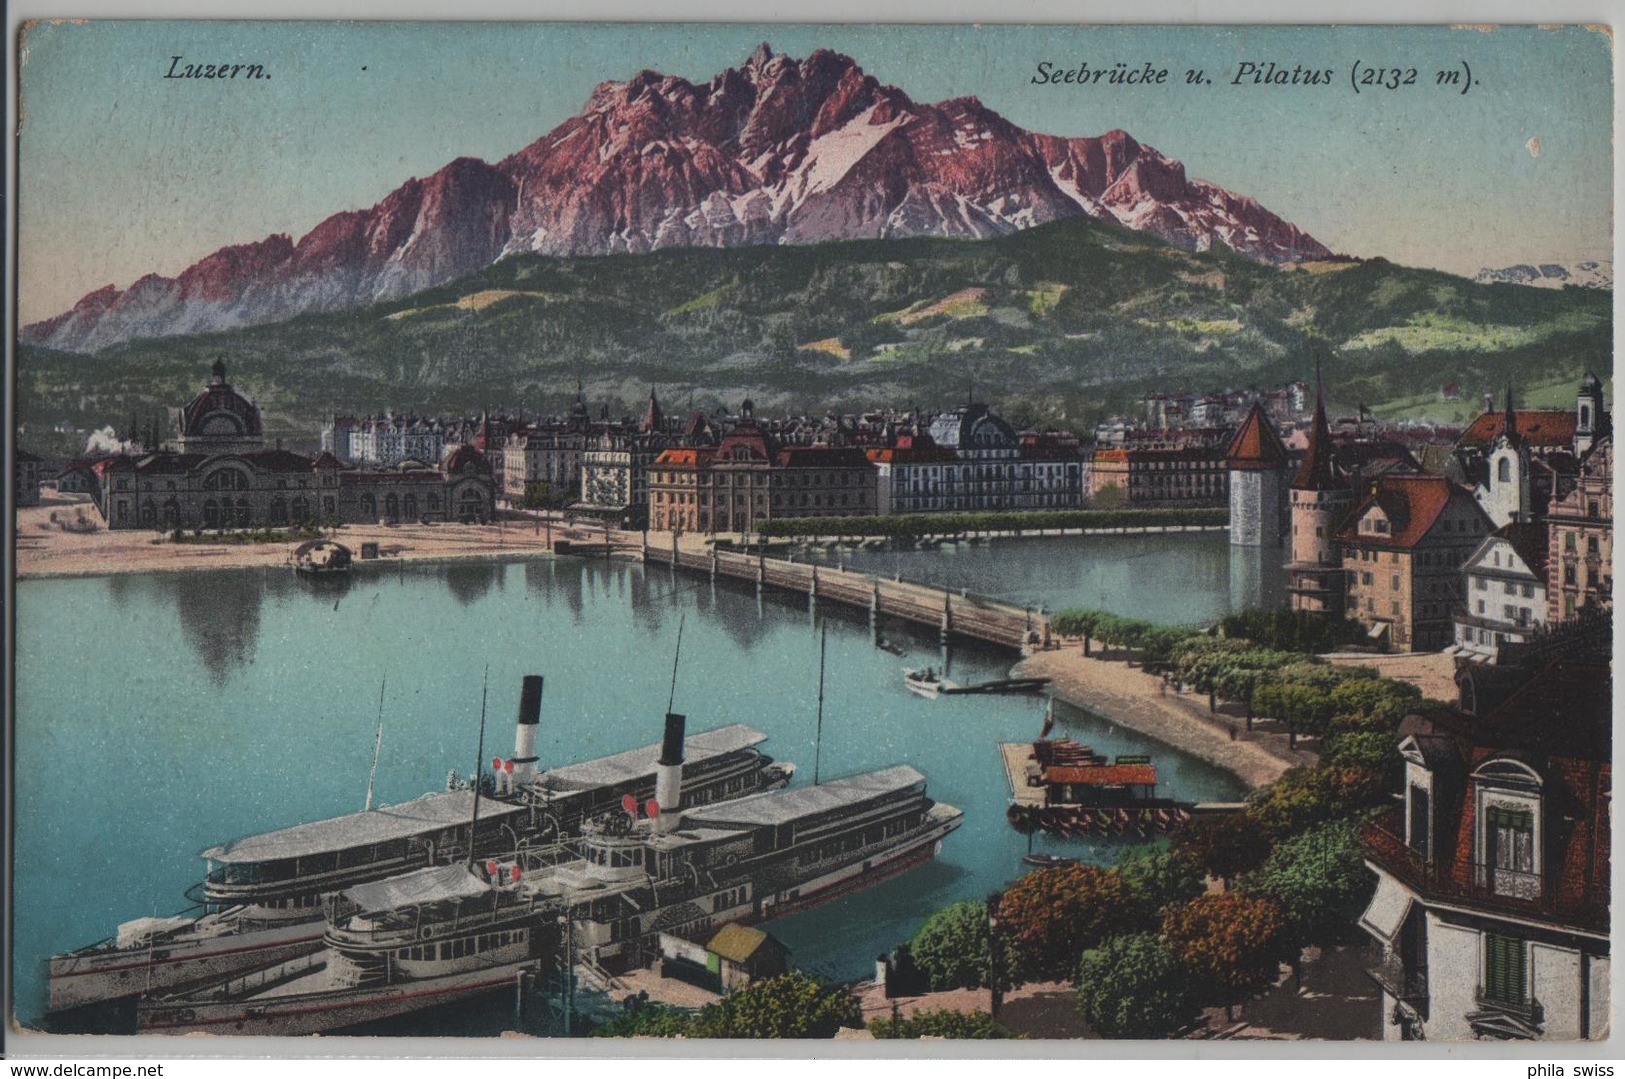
[[1359, 660, 1609, 1041]]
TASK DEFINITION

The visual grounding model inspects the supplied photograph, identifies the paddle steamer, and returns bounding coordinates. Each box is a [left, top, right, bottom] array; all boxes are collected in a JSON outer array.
[[137, 713, 960, 1036], [47, 677, 790, 1014]]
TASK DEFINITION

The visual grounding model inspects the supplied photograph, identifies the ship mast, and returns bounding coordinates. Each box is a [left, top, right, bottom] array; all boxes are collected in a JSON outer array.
[[667, 613, 686, 714], [467, 666, 489, 868], [364, 677, 386, 812], [814, 624, 827, 785]]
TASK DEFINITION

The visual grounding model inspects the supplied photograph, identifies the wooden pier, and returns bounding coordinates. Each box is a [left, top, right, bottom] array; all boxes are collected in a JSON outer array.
[[641, 537, 1050, 653]]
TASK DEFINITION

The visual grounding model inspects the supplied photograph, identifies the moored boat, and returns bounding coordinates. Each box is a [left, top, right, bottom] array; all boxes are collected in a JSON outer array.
[[47, 677, 791, 1015], [903, 667, 957, 698], [138, 714, 960, 1036]]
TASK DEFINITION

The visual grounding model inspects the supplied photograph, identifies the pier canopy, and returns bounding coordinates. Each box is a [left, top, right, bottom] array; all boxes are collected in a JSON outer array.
[[201, 790, 528, 863]]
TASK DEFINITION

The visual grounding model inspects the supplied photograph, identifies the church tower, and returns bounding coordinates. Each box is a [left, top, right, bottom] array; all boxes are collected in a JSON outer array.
[[1575, 371, 1608, 456], [1285, 380, 1351, 617], [1480, 387, 1532, 527], [1225, 402, 1290, 547]]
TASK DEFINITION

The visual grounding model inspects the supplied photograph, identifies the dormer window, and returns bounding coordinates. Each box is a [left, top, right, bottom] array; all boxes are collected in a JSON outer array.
[[1472, 758, 1542, 901]]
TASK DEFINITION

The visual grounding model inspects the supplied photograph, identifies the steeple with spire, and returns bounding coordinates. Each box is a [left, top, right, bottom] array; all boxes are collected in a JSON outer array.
[[639, 387, 664, 435], [1286, 361, 1354, 617]]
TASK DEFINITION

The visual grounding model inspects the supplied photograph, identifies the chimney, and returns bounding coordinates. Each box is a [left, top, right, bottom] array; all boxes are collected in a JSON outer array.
[[654, 712, 685, 834], [512, 675, 543, 783]]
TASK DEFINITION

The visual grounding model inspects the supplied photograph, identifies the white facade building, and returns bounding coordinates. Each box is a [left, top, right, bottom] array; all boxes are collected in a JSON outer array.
[[1453, 524, 1548, 661]]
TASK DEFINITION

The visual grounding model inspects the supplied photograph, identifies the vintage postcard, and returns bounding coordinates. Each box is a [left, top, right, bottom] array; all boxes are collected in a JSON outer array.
[[7, 20, 1613, 1053]]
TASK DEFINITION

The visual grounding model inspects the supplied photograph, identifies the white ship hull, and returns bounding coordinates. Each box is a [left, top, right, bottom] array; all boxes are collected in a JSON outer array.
[[136, 957, 539, 1037], [48, 918, 324, 1013]]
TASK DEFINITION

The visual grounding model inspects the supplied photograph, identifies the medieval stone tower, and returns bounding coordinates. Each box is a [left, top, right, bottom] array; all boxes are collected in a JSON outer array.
[[1225, 402, 1290, 547], [1285, 385, 1352, 617]]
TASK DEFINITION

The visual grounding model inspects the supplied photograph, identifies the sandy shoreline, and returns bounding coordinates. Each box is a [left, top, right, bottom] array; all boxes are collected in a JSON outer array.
[[13, 496, 627, 580], [1014, 647, 1316, 790]]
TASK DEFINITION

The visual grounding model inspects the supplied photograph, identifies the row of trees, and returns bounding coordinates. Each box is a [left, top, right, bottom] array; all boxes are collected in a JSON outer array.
[[757, 506, 1228, 540], [896, 605, 1438, 1037], [905, 830, 1373, 1038]]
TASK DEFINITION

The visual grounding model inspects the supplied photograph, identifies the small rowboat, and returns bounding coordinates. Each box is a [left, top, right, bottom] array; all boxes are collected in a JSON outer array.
[[904, 668, 958, 698]]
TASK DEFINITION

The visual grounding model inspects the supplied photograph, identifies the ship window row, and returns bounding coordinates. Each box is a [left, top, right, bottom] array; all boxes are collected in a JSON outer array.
[[797, 815, 916, 866], [587, 845, 645, 869], [713, 886, 747, 910], [398, 929, 526, 962], [263, 893, 323, 910]]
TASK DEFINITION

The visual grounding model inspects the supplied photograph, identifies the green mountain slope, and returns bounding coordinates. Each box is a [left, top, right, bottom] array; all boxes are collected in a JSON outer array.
[[17, 217, 1610, 453]]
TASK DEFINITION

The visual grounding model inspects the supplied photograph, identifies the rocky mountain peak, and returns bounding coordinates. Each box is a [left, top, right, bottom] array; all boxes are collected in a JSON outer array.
[[24, 44, 1335, 353]]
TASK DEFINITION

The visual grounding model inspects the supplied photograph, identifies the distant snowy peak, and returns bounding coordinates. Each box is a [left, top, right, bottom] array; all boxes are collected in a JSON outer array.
[[25, 43, 1333, 354], [1475, 260, 1613, 290]]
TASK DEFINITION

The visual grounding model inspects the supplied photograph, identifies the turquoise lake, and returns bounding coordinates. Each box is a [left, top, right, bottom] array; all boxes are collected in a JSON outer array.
[[12, 533, 1264, 1031]]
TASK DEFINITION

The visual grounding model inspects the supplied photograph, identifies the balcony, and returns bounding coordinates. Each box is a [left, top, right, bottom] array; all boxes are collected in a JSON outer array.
[[1362, 809, 1608, 933]]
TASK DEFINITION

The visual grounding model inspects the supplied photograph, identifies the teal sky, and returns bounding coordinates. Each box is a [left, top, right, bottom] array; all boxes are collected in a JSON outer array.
[[17, 21, 1613, 323]]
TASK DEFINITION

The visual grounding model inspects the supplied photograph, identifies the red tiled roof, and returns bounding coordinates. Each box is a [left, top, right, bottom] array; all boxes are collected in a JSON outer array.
[[654, 448, 713, 468], [1457, 410, 1576, 449], [1045, 764, 1157, 786], [1225, 403, 1289, 470], [1336, 473, 1485, 549]]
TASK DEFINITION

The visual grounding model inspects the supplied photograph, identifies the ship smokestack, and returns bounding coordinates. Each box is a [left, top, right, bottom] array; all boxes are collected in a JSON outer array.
[[513, 675, 543, 783], [654, 712, 685, 834]]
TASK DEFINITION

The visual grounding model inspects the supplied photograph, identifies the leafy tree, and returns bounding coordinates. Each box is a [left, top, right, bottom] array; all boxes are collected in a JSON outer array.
[[1117, 847, 1205, 918], [1170, 812, 1270, 886], [1075, 933, 1195, 1038], [1161, 893, 1287, 1019], [1243, 820, 1376, 949], [1051, 608, 1105, 656], [868, 1008, 1013, 1039], [996, 864, 1142, 982], [1243, 764, 1385, 841], [689, 972, 861, 1039], [910, 899, 1017, 991], [1326, 677, 1422, 729], [1322, 729, 1400, 773]]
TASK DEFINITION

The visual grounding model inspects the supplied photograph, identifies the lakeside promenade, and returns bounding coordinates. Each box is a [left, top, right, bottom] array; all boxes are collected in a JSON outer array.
[[1013, 647, 1315, 790]]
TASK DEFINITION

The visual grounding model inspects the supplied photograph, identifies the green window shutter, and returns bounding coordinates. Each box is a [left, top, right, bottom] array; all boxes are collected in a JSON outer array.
[[1485, 932, 1526, 1003]]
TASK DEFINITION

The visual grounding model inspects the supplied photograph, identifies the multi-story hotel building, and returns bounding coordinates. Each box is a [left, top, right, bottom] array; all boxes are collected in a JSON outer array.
[[1545, 434, 1612, 622], [1089, 445, 1228, 507], [647, 406, 875, 534], [1339, 474, 1493, 652]]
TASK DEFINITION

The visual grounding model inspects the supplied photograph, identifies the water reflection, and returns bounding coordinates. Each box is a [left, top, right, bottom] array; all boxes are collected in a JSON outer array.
[[441, 562, 500, 607], [166, 570, 266, 684], [1228, 543, 1288, 613]]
